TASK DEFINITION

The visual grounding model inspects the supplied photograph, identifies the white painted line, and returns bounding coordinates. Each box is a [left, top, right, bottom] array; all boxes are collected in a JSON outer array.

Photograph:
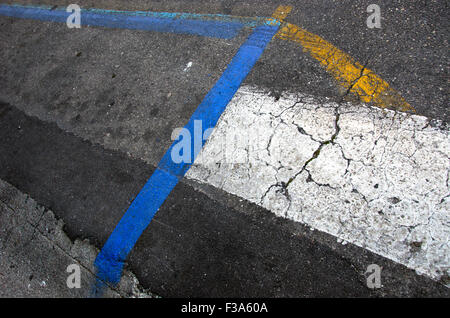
[[183, 62, 193, 72], [186, 86, 450, 280]]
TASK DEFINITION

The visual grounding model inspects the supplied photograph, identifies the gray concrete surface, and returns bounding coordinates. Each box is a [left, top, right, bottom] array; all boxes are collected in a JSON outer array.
[[0, 179, 156, 297]]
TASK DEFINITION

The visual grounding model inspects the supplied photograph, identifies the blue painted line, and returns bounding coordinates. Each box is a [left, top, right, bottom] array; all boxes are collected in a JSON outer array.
[[93, 23, 280, 292], [76, 7, 276, 27], [0, 1, 280, 294], [0, 4, 277, 39]]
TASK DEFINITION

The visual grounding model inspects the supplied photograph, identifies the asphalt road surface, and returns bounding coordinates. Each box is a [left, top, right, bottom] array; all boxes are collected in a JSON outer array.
[[0, 0, 448, 298]]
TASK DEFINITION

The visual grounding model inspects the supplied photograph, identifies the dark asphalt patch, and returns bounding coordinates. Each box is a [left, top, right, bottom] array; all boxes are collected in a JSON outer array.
[[0, 102, 448, 297]]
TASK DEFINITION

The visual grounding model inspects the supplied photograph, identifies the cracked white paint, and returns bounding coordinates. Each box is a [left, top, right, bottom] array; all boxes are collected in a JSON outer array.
[[186, 86, 450, 280]]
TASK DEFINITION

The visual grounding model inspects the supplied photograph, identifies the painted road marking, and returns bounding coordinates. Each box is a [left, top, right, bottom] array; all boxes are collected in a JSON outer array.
[[92, 11, 283, 292], [0, 4, 277, 39], [2, 2, 435, 285], [275, 23, 415, 112], [0, 3, 412, 112], [187, 86, 449, 280], [183, 61, 193, 72], [271, 5, 293, 22]]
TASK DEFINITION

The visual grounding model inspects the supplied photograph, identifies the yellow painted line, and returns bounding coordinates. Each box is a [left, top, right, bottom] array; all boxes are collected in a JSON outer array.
[[275, 22, 414, 112], [271, 5, 293, 22]]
